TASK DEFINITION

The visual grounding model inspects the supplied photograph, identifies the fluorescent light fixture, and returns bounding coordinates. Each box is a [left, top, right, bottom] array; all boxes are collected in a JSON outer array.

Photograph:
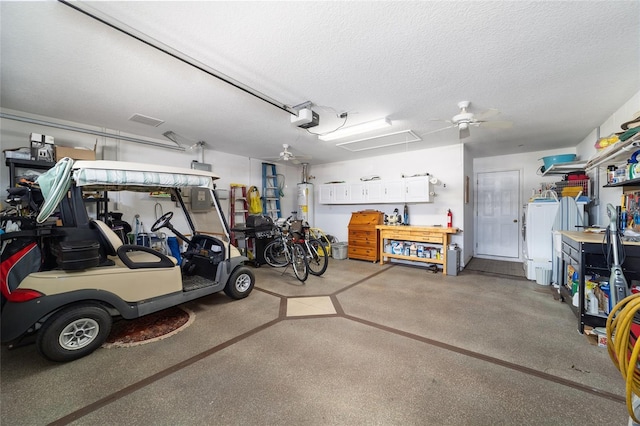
[[319, 118, 391, 141], [335, 130, 421, 152]]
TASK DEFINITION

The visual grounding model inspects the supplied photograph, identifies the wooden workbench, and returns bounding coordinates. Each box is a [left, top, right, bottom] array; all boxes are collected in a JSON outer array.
[[376, 225, 459, 275]]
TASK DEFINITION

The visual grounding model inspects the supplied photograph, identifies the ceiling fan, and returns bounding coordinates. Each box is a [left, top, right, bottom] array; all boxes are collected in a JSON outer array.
[[428, 101, 512, 139], [268, 144, 311, 164]]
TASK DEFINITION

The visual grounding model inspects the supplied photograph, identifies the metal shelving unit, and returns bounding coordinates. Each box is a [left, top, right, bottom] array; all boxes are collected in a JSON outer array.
[[541, 160, 587, 176], [585, 135, 640, 171], [603, 177, 640, 188], [559, 231, 640, 333], [5, 158, 54, 186]]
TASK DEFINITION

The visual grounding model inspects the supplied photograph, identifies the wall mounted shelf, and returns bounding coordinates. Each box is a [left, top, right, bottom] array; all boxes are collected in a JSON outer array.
[[540, 161, 587, 176], [585, 135, 640, 171], [603, 177, 640, 188]]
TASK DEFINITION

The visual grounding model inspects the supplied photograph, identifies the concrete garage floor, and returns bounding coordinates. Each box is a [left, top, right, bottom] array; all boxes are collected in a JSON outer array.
[[1, 259, 628, 425]]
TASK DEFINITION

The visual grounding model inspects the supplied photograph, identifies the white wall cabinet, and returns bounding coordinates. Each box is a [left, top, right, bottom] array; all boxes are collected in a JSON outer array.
[[318, 184, 334, 204], [382, 180, 405, 203], [349, 182, 367, 203], [319, 183, 350, 204], [404, 176, 433, 203], [319, 177, 432, 204]]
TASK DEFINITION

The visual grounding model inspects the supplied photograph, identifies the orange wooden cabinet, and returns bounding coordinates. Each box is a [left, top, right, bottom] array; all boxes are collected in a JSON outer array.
[[348, 210, 384, 262]]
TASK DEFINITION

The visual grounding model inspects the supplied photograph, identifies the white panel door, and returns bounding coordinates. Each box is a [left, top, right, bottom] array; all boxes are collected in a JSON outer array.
[[476, 170, 520, 258], [350, 182, 366, 203], [404, 176, 432, 203], [318, 184, 334, 204], [333, 183, 350, 204], [365, 181, 384, 202], [383, 180, 404, 203]]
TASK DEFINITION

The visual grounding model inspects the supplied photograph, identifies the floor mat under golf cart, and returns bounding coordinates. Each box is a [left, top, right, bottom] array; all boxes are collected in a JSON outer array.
[[182, 274, 216, 292], [103, 306, 194, 348]]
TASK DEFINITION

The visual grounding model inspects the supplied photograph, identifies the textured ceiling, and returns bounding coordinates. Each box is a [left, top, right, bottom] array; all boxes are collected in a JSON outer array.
[[1, 1, 639, 165]]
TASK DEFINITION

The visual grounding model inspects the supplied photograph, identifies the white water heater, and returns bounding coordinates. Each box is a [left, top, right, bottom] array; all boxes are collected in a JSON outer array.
[[297, 183, 314, 226]]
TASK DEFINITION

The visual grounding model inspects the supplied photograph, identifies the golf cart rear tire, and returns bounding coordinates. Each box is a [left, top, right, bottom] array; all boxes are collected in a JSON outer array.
[[224, 267, 255, 299], [36, 304, 112, 362]]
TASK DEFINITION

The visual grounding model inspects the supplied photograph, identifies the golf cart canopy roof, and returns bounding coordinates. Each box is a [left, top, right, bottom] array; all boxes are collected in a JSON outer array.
[[72, 160, 219, 191]]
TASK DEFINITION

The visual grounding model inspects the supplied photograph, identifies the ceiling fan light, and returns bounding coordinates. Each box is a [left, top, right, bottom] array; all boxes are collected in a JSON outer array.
[[319, 118, 391, 141], [459, 122, 469, 130]]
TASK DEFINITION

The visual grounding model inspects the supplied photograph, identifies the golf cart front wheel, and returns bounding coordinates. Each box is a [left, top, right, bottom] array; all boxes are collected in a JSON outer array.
[[224, 267, 255, 299], [36, 304, 112, 362]]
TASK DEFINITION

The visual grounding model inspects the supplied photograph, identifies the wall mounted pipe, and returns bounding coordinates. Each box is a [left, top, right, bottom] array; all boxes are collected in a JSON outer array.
[[0, 112, 186, 151]]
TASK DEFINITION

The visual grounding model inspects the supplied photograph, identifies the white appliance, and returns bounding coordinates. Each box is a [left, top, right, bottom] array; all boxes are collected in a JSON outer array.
[[524, 201, 560, 280], [297, 183, 314, 226], [523, 199, 587, 281]]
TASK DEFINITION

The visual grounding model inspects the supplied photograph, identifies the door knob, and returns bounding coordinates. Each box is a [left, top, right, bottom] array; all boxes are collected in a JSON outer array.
[[513, 219, 518, 223]]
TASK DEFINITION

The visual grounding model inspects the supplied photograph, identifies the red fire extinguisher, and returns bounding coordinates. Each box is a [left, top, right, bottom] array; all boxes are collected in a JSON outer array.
[[447, 209, 453, 228]]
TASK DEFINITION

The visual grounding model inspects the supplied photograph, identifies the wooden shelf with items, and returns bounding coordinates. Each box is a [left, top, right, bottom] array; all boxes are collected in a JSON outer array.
[[376, 225, 459, 275]]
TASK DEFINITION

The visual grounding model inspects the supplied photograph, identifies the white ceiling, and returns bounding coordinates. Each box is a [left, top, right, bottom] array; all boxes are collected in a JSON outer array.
[[1, 1, 639, 165]]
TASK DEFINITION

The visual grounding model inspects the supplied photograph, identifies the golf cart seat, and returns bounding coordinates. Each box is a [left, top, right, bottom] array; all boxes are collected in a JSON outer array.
[[91, 220, 176, 269]]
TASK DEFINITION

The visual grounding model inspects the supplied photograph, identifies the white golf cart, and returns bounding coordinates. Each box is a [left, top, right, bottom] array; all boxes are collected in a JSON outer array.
[[1, 159, 254, 362]]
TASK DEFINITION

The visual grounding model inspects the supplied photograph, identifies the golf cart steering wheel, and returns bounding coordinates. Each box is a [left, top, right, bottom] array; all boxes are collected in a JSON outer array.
[[151, 211, 174, 232]]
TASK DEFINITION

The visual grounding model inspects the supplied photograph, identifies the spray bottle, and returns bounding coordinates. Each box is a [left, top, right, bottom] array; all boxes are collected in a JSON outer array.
[[447, 209, 453, 228], [403, 203, 409, 226]]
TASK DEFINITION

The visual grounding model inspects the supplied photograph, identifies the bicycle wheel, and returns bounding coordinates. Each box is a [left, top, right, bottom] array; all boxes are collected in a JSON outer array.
[[307, 239, 329, 276], [264, 239, 288, 267], [291, 243, 309, 282]]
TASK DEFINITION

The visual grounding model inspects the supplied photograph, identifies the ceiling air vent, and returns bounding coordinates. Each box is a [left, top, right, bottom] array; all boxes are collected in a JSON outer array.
[[128, 113, 165, 127], [335, 130, 421, 152]]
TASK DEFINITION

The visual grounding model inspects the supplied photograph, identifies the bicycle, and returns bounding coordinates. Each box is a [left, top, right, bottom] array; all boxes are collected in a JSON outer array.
[[289, 219, 329, 276], [263, 225, 309, 282], [265, 216, 329, 276]]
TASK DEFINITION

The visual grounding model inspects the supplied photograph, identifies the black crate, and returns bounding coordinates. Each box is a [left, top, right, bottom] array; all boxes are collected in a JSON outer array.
[[55, 240, 100, 270], [247, 215, 273, 228]]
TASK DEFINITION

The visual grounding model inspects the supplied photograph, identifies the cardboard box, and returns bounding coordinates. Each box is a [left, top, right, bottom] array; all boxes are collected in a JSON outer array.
[[593, 327, 608, 348], [597, 333, 608, 348], [584, 326, 608, 348], [55, 144, 96, 161], [30, 133, 55, 162]]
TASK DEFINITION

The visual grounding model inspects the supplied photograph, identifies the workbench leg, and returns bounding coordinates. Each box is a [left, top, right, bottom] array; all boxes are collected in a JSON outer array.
[[442, 235, 449, 275]]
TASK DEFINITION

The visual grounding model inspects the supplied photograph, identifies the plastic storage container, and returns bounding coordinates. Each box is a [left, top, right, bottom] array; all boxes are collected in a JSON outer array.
[[332, 242, 348, 260], [447, 247, 461, 276], [535, 267, 552, 285], [541, 154, 576, 170]]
